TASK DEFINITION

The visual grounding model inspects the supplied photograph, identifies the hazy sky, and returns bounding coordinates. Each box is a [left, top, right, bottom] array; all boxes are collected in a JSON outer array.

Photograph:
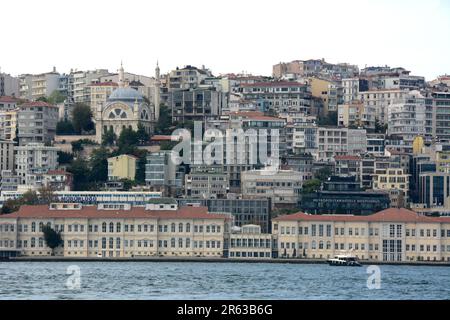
[[1, 0, 449, 80]]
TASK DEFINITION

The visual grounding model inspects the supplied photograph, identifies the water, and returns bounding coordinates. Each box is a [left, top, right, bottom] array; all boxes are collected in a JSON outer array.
[[0, 262, 449, 300]]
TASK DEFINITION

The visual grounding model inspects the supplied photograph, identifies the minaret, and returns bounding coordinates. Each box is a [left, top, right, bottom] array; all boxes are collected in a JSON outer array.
[[119, 61, 125, 88], [154, 60, 161, 121]]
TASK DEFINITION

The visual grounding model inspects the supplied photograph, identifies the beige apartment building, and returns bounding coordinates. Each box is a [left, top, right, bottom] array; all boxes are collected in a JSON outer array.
[[0, 203, 230, 258], [273, 208, 450, 262]]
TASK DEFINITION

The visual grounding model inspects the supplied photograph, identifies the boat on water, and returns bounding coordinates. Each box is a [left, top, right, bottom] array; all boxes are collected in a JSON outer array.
[[327, 253, 362, 266]]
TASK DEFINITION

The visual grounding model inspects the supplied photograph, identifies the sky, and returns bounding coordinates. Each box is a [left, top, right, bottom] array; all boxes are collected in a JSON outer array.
[[1, 0, 449, 80]]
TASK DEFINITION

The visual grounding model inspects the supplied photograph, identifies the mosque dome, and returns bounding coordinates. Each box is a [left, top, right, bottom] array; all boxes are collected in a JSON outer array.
[[108, 87, 144, 102]]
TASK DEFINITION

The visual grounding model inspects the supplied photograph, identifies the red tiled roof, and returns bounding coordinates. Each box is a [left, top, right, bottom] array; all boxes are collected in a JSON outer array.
[[273, 208, 450, 223], [0, 96, 18, 103], [334, 155, 361, 161], [1, 205, 229, 220], [240, 81, 306, 88], [21, 101, 56, 108], [151, 135, 174, 141]]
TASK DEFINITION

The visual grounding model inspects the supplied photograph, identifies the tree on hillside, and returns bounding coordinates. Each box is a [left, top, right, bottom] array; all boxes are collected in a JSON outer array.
[[67, 158, 91, 190], [301, 179, 322, 194], [102, 127, 116, 146], [47, 90, 67, 105], [155, 105, 173, 135], [72, 103, 94, 134], [317, 111, 338, 126], [56, 120, 75, 135], [136, 123, 150, 145], [42, 225, 63, 256], [314, 167, 332, 182], [36, 96, 48, 103], [57, 151, 74, 164], [89, 147, 110, 183]]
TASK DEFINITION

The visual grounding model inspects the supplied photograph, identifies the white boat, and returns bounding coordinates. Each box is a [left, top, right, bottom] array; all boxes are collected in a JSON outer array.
[[327, 253, 361, 267]]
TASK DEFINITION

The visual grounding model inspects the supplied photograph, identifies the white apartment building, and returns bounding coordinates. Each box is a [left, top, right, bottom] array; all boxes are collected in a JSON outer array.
[[14, 143, 58, 185], [17, 101, 58, 145], [19, 70, 60, 101], [0, 108, 18, 141], [69, 69, 112, 104], [0, 139, 15, 176], [359, 89, 408, 125], [317, 127, 367, 162], [388, 90, 426, 150], [0, 72, 19, 97]]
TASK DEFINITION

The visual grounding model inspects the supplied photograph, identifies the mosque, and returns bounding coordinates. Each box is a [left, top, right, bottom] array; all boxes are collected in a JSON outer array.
[[95, 62, 160, 143]]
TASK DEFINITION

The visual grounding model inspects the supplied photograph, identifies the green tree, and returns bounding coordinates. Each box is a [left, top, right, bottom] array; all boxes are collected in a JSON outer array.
[[102, 127, 116, 146], [134, 149, 148, 184], [36, 96, 48, 102], [72, 103, 94, 134], [89, 147, 110, 183], [71, 140, 84, 154], [42, 225, 63, 256], [136, 123, 150, 145], [155, 105, 173, 135], [67, 158, 91, 190], [38, 186, 57, 205], [117, 127, 139, 154], [57, 151, 74, 164], [301, 179, 321, 194], [317, 111, 338, 126], [314, 167, 332, 182], [47, 90, 67, 105], [56, 120, 75, 135]]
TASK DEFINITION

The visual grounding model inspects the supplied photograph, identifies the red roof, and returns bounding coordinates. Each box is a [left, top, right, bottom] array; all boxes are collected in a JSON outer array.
[[151, 135, 174, 141], [46, 170, 73, 176], [21, 101, 56, 108], [334, 155, 361, 161], [1, 205, 229, 220], [0, 96, 18, 103], [273, 208, 450, 223], [241, 81, 306, 88]]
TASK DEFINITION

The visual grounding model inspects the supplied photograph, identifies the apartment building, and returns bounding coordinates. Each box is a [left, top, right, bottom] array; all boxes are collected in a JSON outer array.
[[0, 72, 19, 97], [0, 139, 15, 176], [167, 65, 213, 91], [14, 143, 58, 185], [107, 154, 137, 182], [241, 169, 303, 209], [388, 90, 426, 151], [19, 70, 60, 101], [69, 69, 111, 104], [0, 203, 229, 258], [185, 165, 229, 199], [359, 89, 408, 125], [373, 168, 410, 207], [240, 82, 312, 114], [145, 151, 184, 196], [17, 101, 58, 145], [89, 82, 118, 114], [273, 208, 450, 262], [0, 107, 18, 140], [317, 127, 367, 162]]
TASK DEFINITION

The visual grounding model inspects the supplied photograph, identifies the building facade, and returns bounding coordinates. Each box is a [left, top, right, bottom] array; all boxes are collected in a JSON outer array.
[[17, 101, 58, 145]]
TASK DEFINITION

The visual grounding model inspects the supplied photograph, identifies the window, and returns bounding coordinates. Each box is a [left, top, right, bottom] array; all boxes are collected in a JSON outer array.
[[116, 223, 121, 233], [186, 223, 191, 233], [31, 222, 36, 233], [311, 225, 316, 237], [171, 223, 176, 233], [109, 223, 114, 233], [179, 223, 183, 233], [102, 222, 107, 233]]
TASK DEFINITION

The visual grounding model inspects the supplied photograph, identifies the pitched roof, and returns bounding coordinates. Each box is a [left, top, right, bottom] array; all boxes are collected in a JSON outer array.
[[0, 96, 18, 103], [20, 101, 56, 108], [273, 208, 450, 223], [1, 205, 229, 220], [241, 81, 306, 88]]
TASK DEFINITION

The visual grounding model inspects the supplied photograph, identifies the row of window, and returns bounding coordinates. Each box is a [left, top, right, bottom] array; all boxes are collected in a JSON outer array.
[[230, 238, 271, 248]]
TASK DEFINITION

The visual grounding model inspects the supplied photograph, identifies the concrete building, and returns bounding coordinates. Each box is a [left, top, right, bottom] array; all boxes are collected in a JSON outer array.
[[167, 65, 213, 91], [334, 155, 361, 178], [419, 172, 450, 209], [0, 139, 15, 179], [342, 78, 368, 104], [17, 101, 58, 145], [89, 82, 118, 115], [19, 70, 60, 101], [359, 89, 408, 125], [241, 169, 303, 209], [145, 151, 184, 196], [388, 90, 426, 152], [14, 143, 58, 185], [240, 81, 312, 114], [317, 127, 367, 162], [0, 106, 19, 141], [0, 72, 19, 97], [273, 208, 450, 262], [0, 203, 229, 258], [373, 168, 410, 208], [107, 154, 137, 181], [69, 69, 112, 104], [228, 225, 272, 259], [185, 165, 229, 199]]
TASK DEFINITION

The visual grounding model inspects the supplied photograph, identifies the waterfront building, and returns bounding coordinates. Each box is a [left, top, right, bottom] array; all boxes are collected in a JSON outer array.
[[17, 101, 58, 145], [272, 208, 450, 262], [177, 198, 271, 233], [107, 154, 137, 182], [228, 225, 273, 259], [0, 203, 229, 258]]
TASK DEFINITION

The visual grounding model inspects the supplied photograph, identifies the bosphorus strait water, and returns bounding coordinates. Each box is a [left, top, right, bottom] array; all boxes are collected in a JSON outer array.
[[0, 262, 449, 300]]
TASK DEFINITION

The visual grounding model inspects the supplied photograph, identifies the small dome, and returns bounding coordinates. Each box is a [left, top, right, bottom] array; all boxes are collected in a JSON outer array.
[[108, 87, 144, 102]]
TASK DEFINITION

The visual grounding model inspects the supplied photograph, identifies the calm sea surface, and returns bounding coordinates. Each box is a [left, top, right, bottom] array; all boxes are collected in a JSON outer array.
[[0, 262, 449, 300]]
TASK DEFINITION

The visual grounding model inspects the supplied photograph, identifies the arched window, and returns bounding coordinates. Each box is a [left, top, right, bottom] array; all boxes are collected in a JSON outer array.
[[171, 223, 176, 233], [102, 237, 106, 249], [312, 240, 317, 250], [102, 222, 107, 233], [31, 222, 36, 233], [109, 237, 114, 248], [186, 223, 191, 233], [116, 223, 121, 233], [186, 238, 191, 248], [39, 222, 44, 232], [319, 241, 324, 250], [31, 237, 36, 248], [211, 225, 216, 233], [178, 223, 183, 233], [39, 238, 44, 248], [171, 238, 176, 248], [109, 222, 114, 233], [116, 238, 121, 249], [178, 238, 183, 248], [326, 241, 331, 250]]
